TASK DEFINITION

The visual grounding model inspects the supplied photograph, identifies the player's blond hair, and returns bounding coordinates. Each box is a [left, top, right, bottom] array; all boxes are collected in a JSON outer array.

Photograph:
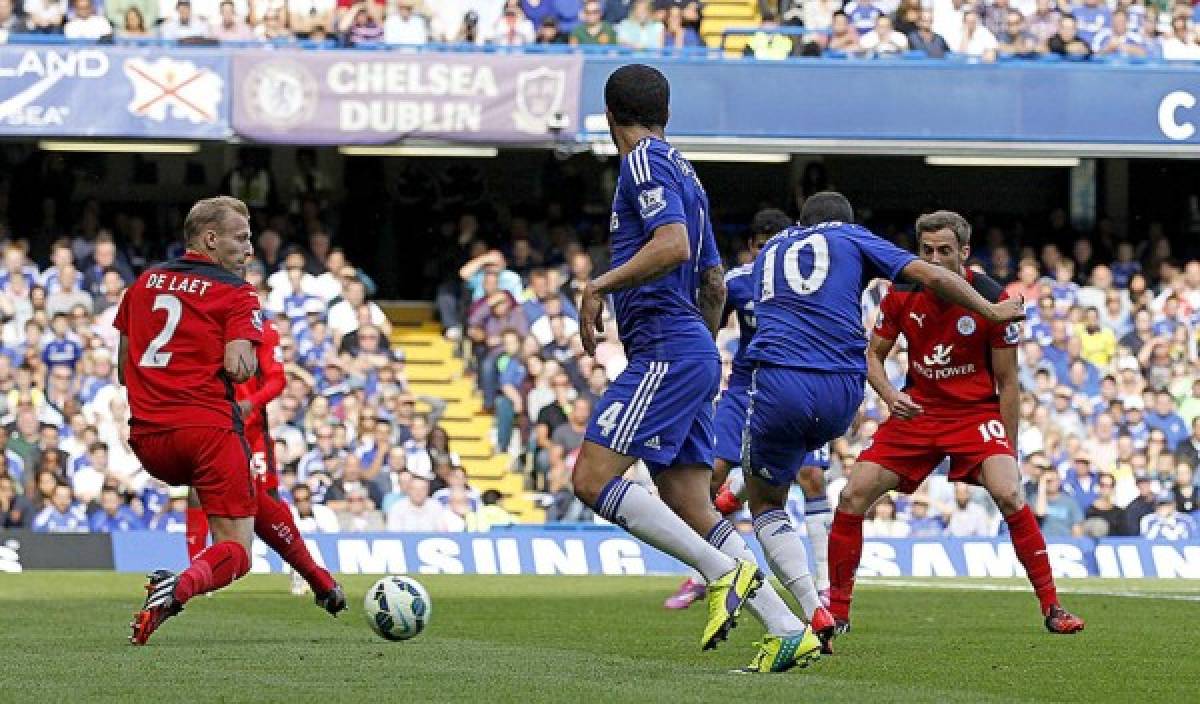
[[184, 196, 250, 246], [915, 210, 971, 249]]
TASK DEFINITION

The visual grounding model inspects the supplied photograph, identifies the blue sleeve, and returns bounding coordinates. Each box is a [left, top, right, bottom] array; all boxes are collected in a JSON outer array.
[[698, 204, 720, 271], [853, 227, 917, 282], [622, 147, 686, 234]]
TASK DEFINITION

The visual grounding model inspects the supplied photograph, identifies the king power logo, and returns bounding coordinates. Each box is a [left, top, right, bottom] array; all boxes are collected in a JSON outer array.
[[923, 343, 954, 367]]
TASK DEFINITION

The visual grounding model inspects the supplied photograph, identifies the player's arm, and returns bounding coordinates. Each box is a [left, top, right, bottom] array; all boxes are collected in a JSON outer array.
[[900, 260, 1025, 324], [991, 345, 1020, 451], [867, 333, 923, 420], [244, 327, 286, 411], [225, 340, 258, 384], [581, 224, 690, 355], [697, 264, 726, 338], [117, 335, 129, 386]]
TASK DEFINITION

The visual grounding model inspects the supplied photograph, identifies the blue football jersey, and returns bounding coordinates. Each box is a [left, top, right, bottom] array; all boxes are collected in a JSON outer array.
[[608, 136, 720, 360], [745, 222, 916, 374], [724, 264, 756, 370]]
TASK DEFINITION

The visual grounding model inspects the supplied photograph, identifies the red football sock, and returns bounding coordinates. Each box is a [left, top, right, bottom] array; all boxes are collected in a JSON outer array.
[[174, 541, 250, 604], [254, 490, 336, 596], [828, 510, 865, 622], [1006, 505, 1058, 615], [185, 507, 209, 562]]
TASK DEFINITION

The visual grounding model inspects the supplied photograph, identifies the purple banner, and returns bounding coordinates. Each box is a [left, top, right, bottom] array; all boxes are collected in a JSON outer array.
[[232, 50, 583, 145]]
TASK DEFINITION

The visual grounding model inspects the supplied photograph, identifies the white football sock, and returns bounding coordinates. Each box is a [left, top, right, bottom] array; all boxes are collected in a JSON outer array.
[[728, 470, 747, 501], [804, 494, 833, 592], [706, 519, 806, 635], [595, 478, 735, 581], [754, 509, 822, 620]]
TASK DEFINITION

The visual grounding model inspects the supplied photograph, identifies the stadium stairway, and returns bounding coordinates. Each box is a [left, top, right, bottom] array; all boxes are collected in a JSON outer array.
[[382, 302, 544, 523], [701, 0, 759, 55]]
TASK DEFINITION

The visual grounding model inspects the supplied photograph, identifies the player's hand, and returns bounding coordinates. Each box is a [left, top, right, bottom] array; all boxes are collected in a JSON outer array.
[[987, 295, 1026, 324], [887, 392, 924, 420], [238, 399, 254, 416], [580, 282, 605, 357]]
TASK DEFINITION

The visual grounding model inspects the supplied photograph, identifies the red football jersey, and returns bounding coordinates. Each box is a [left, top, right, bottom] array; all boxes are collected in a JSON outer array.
[[873, 269, 1019, 412], [115, 252, 263, 432], [236, 319, 285, 454]]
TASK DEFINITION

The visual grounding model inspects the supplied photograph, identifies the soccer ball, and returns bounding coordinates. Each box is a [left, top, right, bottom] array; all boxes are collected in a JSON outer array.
[[364, 575, 431, 641]]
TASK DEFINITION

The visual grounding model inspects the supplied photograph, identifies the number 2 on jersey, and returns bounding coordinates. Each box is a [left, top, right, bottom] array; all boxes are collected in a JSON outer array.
[[760, 233, 830, 301], [139, 294, 183, 368]]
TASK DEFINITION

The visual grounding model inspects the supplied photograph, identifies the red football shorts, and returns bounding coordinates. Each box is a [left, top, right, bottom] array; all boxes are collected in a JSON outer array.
[[130, 427, 257, 518], [857, 408, 1016, 494]]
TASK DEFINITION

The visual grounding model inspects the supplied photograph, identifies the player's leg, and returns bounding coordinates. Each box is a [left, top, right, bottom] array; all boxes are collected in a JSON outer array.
[[657, 465, 806, 637], [976, 454, 1084, 633], [797, 465, 832, 604], [252, 481, 346, 614], [185, 489, 209, 562], [828, 460, 898, 626]]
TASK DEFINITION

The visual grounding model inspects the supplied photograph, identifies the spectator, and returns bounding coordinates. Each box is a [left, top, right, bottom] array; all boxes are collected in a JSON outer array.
[[0, 0, 29, 36], [88, 486, 142, 532], [907, 10, 950, 57], [1175, 417, 1200, 469], [384, 0, 429, 44], [944, 482, 993, 536], [344, 5, 384, 45], [906, 493, 945, 536], [615, 0, 662, 48], [1084, 473, 1125, 537], [1161, 16, 1200, 60], [1172, 463, 1198, 514], [953, 10, 998, 60], [63, 0, 112, 38], [1092, 9, 1147, 57], [494, 330, 527, 454], [25, 0, 66, 32], [660, 4, 699, 48], [1123, 473, 1158, 535], [843, 0, 881, 35], [602, 0, 631, 24], [492, 5, 536, 45], [289, 0, 335, 38], [1048, 14, 1093, 58], [385, 467, 453, 531], [255, 6, 293, 40], [291, 483, 340, 533], [1027, 0, 1060, 47], [1140, 492, 1198, 540], [570, 0, 616, 45], [1072, 0, 1111, 47], [827, 10, 861, 53], [998, 9, 1039, 58], [743, 11, 796, 59], [336, 486, 386, 531], [327, 278, 390, 339], [211, 0, 254, 40], [1036, 468, 1084, 537], [0, 474, 32, 528], [1146, 390, 1188, 452], [535, 14, 565, 42], [159, 0, 211, 39], [862, 494, 909, 537], [32, 483, 87, 533], [860, 13, 908, 54], [1063, 451, 1100, 512], [326, 453, 385, 510]]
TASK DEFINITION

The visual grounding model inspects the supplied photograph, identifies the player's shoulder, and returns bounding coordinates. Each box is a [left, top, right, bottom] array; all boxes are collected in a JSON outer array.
[[622, 137, 680, 185], [969, 270, 1005, 304], [724, 262, 754, 284], [155, 256, 246, 289]]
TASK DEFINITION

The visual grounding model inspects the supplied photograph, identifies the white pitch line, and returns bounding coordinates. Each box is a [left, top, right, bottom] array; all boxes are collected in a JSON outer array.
[[861, 578, 1200, 602]]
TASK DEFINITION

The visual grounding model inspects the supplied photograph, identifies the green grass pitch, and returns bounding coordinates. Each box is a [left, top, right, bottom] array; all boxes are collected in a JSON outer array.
[[1, 573, 1197, 703]]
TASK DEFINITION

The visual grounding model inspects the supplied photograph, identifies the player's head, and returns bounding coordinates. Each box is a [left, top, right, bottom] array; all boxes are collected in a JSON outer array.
[[915, 210, 971, 275], [184, 196, 253, 275], [749, 208, 792, 255], [798, 191, 853, 226], [604, 63, 669, 137]]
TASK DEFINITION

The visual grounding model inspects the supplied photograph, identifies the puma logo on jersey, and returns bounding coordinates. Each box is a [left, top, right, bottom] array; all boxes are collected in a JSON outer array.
[[922, 343, 954, 367], [909, 312, 926, 328]]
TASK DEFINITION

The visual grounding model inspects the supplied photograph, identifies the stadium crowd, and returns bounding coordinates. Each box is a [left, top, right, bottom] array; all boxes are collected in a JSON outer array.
[[1, 0, 1200, 62], [1, 163, 1200, 542]]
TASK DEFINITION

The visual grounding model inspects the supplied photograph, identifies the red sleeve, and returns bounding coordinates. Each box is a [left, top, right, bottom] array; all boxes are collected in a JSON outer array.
[[989, 290, 1021, 349], [247, 322, 286, 407], [223, 282, 264, 346], [873, 291, 901, 341]]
